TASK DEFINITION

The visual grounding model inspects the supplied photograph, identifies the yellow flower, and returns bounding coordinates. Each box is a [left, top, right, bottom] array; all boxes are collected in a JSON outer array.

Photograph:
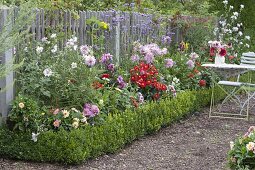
[[72, 121, 79, 129], [41, 112, 45, 116], [19, 102, 25, 109], [101, 22, 109, 30], [62, 110, 70, 118], [246, 142, 255, 151], [184, 42, 189, 50]]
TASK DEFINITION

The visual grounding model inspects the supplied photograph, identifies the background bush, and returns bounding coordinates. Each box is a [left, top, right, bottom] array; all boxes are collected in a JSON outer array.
[[209, 0, 255, 51]]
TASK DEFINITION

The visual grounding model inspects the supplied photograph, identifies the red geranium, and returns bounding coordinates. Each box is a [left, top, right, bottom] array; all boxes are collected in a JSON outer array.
[[101, 73, 110, 79], [130, 62, 167, 100], [199, 79, 206, 87]]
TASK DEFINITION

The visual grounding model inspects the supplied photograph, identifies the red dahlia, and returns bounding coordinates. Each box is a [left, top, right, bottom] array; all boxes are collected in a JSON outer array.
[[219, 48, 227, 57], [210, 47, 215, 56], [101, 73, 110, 79], [199, 80, 206, 87]]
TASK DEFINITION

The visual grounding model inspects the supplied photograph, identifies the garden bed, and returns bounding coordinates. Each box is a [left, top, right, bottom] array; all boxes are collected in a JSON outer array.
[[1, 98, 254, 169], [0, 88, 225, 164]]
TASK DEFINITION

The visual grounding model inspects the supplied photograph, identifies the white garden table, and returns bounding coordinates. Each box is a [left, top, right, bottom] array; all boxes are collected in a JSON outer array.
[[202, 63, 255, 120]]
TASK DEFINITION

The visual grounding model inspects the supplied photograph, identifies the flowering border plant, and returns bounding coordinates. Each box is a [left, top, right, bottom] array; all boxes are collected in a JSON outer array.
[[228, 126, 255, 170]]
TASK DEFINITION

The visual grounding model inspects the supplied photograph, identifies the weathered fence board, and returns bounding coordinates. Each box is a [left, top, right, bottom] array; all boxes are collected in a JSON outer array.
[[0, 8, 14, 124]]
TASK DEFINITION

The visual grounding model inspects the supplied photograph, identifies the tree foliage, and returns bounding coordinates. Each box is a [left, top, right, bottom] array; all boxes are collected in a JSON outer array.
[[0, 0, 35, 86]]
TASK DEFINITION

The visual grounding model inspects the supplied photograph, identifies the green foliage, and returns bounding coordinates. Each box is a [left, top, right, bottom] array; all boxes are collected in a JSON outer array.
[[154, 0, 211, 16], [155, 52, 213, 91], [2, 0, 212, 16], [0, 88, 225, 164], [184, 21, 215, 52], [16, 34, 100, 109], [208, 0, 255, 51], [0, 0, 36, 88], [8, 95, 43, 132]]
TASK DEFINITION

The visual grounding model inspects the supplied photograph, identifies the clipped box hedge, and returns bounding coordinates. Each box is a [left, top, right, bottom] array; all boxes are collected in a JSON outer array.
[[0, 88, 225, 164]]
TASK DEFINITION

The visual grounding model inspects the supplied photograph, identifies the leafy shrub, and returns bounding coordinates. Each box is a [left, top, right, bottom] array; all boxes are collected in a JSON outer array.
[[16, 35, 101, 109], [8, 95, 44, 132]]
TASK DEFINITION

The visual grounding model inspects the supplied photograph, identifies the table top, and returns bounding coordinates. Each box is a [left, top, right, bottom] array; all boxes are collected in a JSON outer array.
[[202, 63, 255, 70]]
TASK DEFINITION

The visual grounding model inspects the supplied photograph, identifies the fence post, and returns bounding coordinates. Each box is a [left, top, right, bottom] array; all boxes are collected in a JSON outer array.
[[113, 11, 120, 65], [0, 8, 14, 125]]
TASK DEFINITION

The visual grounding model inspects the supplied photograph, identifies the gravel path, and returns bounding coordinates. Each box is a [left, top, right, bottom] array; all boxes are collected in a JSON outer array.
[[1, 107, 254, 170]]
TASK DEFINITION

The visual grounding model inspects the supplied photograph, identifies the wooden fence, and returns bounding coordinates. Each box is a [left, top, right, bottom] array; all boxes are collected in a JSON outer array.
[[0, 8, 215, 123]]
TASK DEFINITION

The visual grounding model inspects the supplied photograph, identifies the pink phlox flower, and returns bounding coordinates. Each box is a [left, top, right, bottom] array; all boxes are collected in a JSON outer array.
[[186, 60, 195, 69]]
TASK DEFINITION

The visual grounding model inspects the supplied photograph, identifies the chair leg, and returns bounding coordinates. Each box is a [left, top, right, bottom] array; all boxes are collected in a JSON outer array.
[[240, 92, 255, 115], [209, 83, 215, 118]]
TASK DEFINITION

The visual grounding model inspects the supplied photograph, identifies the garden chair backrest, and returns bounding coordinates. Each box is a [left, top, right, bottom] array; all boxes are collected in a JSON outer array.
[[241, 52, 255, 66]]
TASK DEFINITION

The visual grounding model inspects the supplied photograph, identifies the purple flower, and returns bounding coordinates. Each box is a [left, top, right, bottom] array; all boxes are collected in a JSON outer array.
[[160, 48, 168, 55], [165, 59, 174, 68], [140, 46, 150, 55], [91, 105, 100, 114], [131, 55, 140, 62], [140, 43, 167, 57], [162, 35, 172, 44], [80, 45, 91, 55], [189, 52, 199, 60], [107, 63, 115, 72], [83, 107, 93, 117], [151, 47, 162, 55], [118, 82, 127, 89], [144, 52, 154, 64], [186, 60, 195, 69], [83, 103, 100, 117], [84, 55, 96, 67], [117, 76, 124, 84], [117, 76, 127, 89], [100, 53, 113, 64]]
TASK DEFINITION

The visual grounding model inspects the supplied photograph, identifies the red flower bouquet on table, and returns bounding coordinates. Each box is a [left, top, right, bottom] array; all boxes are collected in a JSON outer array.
[[208, 41, 227, 65]]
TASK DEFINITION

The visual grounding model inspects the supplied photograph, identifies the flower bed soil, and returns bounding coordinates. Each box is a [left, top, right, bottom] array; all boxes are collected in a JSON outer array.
[[1, 106, 254, 170]]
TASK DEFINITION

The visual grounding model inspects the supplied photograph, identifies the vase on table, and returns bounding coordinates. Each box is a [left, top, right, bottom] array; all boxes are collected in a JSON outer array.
[[214, 54, 225, 65]]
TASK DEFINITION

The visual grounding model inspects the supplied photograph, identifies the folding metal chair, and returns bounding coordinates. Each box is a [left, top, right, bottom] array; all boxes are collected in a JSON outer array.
[[210, 52, 255, 120]]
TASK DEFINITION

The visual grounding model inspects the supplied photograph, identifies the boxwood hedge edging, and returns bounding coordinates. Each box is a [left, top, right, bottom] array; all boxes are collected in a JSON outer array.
[[0, 87, 225, 164]]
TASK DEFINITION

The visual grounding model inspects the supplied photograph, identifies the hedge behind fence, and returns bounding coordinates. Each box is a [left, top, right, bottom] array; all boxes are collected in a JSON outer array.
[[0, 88, 225, 164]]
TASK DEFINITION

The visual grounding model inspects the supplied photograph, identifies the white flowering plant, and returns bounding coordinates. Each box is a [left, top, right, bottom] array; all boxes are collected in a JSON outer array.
[[228, 126, 255, 170], [214, 1, 251, 63], [16, 34, 101, 109]]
